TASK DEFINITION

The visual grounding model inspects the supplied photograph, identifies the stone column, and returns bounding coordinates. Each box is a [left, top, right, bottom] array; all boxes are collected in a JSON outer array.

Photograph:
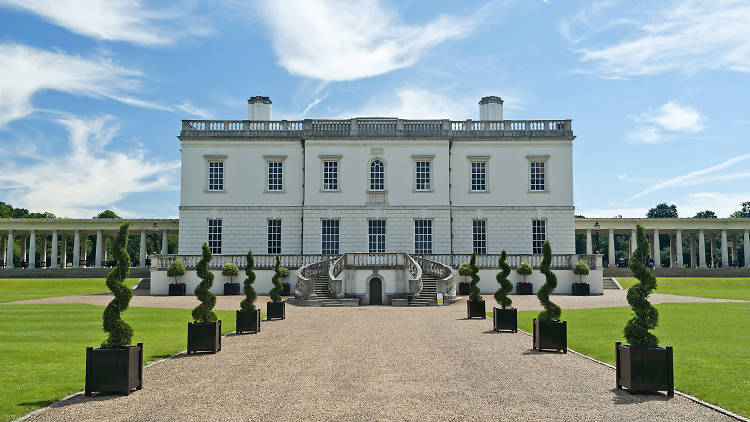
[[653, 229, 660, 267], [0, 235, 5, 267], [51, 230, 58, 268], [689, 233, 696, 268], [744, 229, 750, 268], [61, 236, 67, 268], [103, 236, 108, 263], [73, 230, 81, 268], [721, 230, 728, 268], [698, 229, 706, 267], [95, 230, 103, 268], [29, 230, 36, 269], [630, 229, 637, 254], [731, 234, 738, 266], [139, 229, 147, 268], [81, 235, 87, 267], [6, 230, 14, 269], [675, 230, 683, 268], [21, 235, 27, 265], [608, 229, 615, 268], [161, 229, 169, 255], [710, 234, 716, 267], [41, 235, 47, 267], [585, 229, 592, 254]]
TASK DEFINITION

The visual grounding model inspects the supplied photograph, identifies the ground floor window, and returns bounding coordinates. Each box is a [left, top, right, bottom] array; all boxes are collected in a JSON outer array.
[[322, 219, 340, 254], [207, 219, 222, 255], [368, 220, 386, 253], [532, 219, 546, 254], [267, 219, 281, 254], [472, 220, 487, 254], [414, 219, 433, 254]]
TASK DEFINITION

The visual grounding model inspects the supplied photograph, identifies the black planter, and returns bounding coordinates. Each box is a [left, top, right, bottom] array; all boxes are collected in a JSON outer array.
[[168, 283, 186, 296], [466, 300, 486, 319], [572, 283, 590, 296], [267, 301, 286, 320], [224, 282, 241, 295], [533, 319, 567, 353], [458, 282, 471, 295], [493, 307, 517, 332], [516, 282, 533, 295], [236, 309, 261, 334], [616, 342, 674, 396], [85, 343, 143, 396], [281, 282, 291, 296], [187, 321, 221, 354]]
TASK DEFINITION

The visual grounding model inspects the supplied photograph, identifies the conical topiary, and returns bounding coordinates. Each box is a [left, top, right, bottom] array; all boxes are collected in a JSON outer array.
[[269, 255, 283, 303], [624, 224, 659, 348], [494, 250, 512, 309], [537, 240, 561, 322], [468, 251, 482, 302], [102, 222, 133, 348], [240, 250, 257, 311], [192, 243, 217, 323]]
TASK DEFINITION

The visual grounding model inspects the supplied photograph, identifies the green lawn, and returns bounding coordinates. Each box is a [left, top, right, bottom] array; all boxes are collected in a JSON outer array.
[[0, 278, 140, 303], [616, 277, 750, 300], [0, 304, 261, 422], [495, 303, 750, 417]]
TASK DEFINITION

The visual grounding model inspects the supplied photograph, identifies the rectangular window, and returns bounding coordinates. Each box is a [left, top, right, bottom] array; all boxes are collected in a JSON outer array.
[[471, 161, 486, 192], [414, 219, 433, 254], [267, 219, 281, 254], [207, 219, 222, 254], [530, 161, 545, 191], [532, 219, 546, 254], [267, 162, 283, 191], [368, 220, 386, 253], [415, 161, 431, 191], [321, 219, 340, 254], [323, 161, 339, 191], [208, 161, 224, 191], [472, 220, 487, 254]]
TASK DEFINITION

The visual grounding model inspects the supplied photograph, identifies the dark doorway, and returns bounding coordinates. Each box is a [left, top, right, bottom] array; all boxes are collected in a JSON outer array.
[[369, 278, 382, 305]]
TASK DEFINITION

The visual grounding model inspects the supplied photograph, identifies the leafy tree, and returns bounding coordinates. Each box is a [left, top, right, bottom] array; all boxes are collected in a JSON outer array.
[[0, 202, 55, 218], [167, 259, 185, 283], [693, 210, 717, 219], [516, 261, 532, 282], [573, 260, 590, 282], [647, 203, 678, 218], [192, 243, 217, 323], [269, 255, 283, 302], [537, 241, 561, 322], [468, 251, 482, 302], [222, 262, 240, 283], [101, 222, 133, 348], [730, 201, 750, 218], [240, 250, 257, 311], [624, 224, 659, 348], [95, 210, 121, 219], [494, 251, 512, 309]]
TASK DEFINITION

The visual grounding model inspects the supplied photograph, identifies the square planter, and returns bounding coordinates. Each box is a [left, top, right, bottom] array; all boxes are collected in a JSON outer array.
[[466, 300, 486, 319], [516, 282, 533, 295], [458, 282, 471, 296], [236, 309, 261, 334], [168, 283, 186, 296], [493, 307, 517, 332], [85, 343, 143, 396], [187, 321, 221, 354], [616, 342, 674, 396], [533, 319, 567, 353], [281, 282, 291, 296], [267, 301, 286, 320], [223, 283, 241, 295], [572, 283, 590, 296]]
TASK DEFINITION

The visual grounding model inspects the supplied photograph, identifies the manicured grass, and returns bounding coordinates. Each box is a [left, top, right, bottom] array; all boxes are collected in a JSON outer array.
[[616, 277, 750, 300], [493, 303, 750, 417], [0, 278, 140, 303], [0, 304, 262, 422]]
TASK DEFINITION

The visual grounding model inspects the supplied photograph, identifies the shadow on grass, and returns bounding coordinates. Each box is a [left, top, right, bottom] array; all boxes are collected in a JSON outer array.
[[18, 400, 55, 408], [610, 388, 672, 404]]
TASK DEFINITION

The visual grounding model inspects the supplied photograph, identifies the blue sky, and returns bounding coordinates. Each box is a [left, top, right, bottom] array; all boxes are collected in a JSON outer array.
[[0, 0, 749, 218]]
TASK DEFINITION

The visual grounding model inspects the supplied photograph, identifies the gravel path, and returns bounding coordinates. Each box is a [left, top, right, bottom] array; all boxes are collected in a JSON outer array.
[[29, 299, 732, 421]]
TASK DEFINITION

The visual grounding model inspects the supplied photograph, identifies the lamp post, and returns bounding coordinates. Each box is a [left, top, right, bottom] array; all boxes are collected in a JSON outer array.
[[594, 221, 600, 254]]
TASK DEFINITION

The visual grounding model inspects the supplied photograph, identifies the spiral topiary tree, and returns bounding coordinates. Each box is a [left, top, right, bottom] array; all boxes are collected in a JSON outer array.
[[102, 222, 133, 348], [468, 251, 482, 302], [537, 240, 561, 322], [167, 259, 185, 283], [269, 255, 283, 302], [624, 224, 659, 348], [494, 250, 513, 309], [222, 262, 239, 283], [240, 250, 257, 311], [192, 243, 217, 323]]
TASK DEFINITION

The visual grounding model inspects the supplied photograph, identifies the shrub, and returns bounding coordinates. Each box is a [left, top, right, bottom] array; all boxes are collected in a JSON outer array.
[[624, 224, 659, 348], [269, 255, 283, 302], [494, 250, 513, 309], [458, 261, 471, 276], [101, 222, 133, 348], [278, 266, 290, 278], [222, 262, 240, 283], [166, 259, 185, 284], [192, 243, 217, 323], [240, 250, 257, 311], [516, 261, 533, 282], [573, 260, 590, 283], [537, 240, 561, 322], [468, 252, 482, 302]]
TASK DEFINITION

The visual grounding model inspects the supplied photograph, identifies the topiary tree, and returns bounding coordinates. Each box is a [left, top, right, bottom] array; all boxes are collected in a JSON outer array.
[[222, 262, 239, 283], [468, 251, 482, 302], [624, 224, 659, 348], [167, 259, 185, 283], [278, 266, 290, 278], [102, 222, 133, 348], [537, 240, 561, 322], [240, 250, 257, 311], [192, 243, 217, 323], [269, 255, 283, 302], [573, 260, 590, 283], [458, 261, 471, 276], [516, 261, 532, 282], [494, 250, 513, 309]]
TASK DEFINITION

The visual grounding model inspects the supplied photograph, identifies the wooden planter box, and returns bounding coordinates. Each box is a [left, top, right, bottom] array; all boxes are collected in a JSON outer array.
[[267, 301, 285, 320], [572, 283, 590, 296], [223, 283, 241, 295], [458, 282, 471, 296], [533, 319, 567, 353], [616, 342, 674, 396], [493, 307, 517, 332], [281, 283, 291, 296], [236, 309, 261, 334], [466, 300, 486, 319], [187, 321, 221, 354], [168, 283, 186, 296], [516, 282, 533, 295], [85, 343, 143, 396]]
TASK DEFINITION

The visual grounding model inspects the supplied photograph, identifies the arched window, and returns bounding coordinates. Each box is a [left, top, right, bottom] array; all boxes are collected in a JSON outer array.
[[370, 160, 384, 191]]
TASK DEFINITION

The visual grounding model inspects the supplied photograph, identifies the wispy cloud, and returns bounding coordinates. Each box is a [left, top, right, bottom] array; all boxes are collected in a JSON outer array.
[[302, 94, 328, 116], [176, 101, 213, 119], [627, 101, 705, 144]]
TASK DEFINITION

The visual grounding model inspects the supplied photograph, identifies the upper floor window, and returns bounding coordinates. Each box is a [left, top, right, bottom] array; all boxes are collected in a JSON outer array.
[[530, 161, 546, 191], [370, 160, 384, 191], [414, 219, 433, 254], [415, 161, 431, 191], [267, 219, 281, 254], [472, 220, 487, 254], [207, 219, 222, 254], [208, 161, 224, 191], [532, 219, 546, 254], [323, 161, 339, 191], [322, 219, 340, 254], [471, 161, 486, 192], [368, 219, 386, 253], [267, 161, 283, 191]]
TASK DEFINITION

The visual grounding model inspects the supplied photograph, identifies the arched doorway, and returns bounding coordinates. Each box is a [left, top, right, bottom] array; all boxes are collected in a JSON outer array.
[[369, 277, 382, 305]]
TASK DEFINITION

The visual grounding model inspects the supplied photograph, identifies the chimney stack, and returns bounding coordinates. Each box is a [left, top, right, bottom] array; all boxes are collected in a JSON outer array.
[[479, 96, 503, 121], [248, 96, 272, 120]]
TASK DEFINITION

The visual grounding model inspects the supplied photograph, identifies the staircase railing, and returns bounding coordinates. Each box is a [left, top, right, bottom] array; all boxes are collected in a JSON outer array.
[[328, 254, 346, 299], [295, 258, 334, 299], [413, 255, 457, 299], [405, 253, 423, 300]]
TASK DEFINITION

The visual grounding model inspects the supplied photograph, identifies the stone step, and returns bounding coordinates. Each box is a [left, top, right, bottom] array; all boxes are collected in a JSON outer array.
[[603, 277, 621, 289]]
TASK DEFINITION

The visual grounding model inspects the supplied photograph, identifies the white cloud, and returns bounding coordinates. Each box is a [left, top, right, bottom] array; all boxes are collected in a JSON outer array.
[[0, 115, 179, 217], [0, 0, 208, 46], [627, 101, 705, 144], [176, 101, 213, 119]]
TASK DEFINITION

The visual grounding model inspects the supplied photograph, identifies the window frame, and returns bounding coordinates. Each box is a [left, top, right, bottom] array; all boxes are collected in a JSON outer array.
[[204, 155, 227, 193], [527, 155, 550, 193], [368, 219, 386, 253], [369, 158, 385, 192], [414, 219, 433, 254], [412, 155, 434, 192], [267, 219, 282, 254], [320, 155, 342, 192], [472, 219, 487, 254], [532, 219, 546, 254], [207, 218, 222, 255], [468, 156, 490, 193], [321, 219, 340, 254], [264, 155, 286, 193]]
